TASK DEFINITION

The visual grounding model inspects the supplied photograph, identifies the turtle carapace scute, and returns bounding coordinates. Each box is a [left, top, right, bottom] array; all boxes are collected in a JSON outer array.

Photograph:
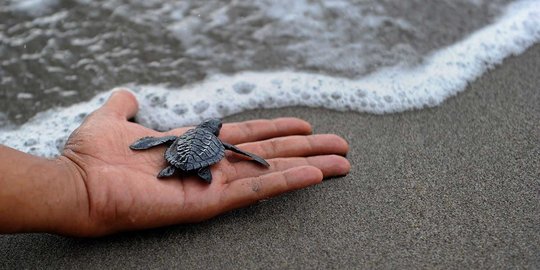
[[129, 119, 269, 183]]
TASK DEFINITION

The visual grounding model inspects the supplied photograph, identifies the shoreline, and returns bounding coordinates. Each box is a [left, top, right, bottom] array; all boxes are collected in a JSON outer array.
[[1, 44, 539, 268]]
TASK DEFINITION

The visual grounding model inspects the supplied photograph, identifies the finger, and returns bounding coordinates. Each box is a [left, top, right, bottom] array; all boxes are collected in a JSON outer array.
[[219, 166, 323, 213], [233, 134, 348, 160], [227, 155, 350, 181], [96, 89, 139, 120], [164, 118, 311, 141], [220, 118, 312, 144]]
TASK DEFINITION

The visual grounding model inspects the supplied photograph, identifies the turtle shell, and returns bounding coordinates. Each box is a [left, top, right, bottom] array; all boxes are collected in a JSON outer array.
[[165, 128, 225, 171]]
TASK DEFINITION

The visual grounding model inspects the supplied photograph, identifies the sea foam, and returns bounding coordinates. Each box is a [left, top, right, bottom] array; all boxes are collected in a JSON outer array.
[[8, 0, 59, 16], [1, 0, 539, 157]]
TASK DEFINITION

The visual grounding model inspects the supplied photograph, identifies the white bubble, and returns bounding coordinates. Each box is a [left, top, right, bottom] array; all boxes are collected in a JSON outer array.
[[271, 79, 282, 87], [193, 101, 210, 114], [356, 89, 367, 97], [24, 138, 37, 146], [331, 92, 342, 100], [173, 104, 189, 115], [233, 81, 255, 94], [216, 102, 229, 115], [9, 0, 59, 16], [17, 93, 34, 99]]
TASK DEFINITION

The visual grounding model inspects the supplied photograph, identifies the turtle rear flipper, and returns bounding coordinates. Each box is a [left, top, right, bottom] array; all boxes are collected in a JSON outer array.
[[222, 142, 270, 167], [130, 136, 177, 150], [197, 167, 213, 183], [157, 165, 177, 178]]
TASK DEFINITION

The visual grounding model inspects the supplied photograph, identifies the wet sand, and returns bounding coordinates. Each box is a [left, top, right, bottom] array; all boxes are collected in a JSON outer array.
[[0, 45, 539, 269]]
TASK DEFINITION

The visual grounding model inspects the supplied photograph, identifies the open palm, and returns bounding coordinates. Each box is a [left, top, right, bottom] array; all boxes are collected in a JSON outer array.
[[61, 90, 350, 236]]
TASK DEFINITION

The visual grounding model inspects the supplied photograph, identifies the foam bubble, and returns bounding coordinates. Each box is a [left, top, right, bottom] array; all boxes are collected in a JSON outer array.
[[193, 101, 210, 114], [172, 104, 189, 115], [233, 82, 256, 94], [0, 0, 539, 157], [9, 0, 59, 16], [16, 93, 34, 99]]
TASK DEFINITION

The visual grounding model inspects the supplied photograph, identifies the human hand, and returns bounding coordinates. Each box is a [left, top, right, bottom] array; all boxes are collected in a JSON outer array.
[[59, 90, 350, 236]]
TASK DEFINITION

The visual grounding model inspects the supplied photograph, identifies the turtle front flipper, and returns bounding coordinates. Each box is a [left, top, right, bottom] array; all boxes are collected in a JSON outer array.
[[222, 142, 270, 167], [157, 165, 177, 178], [130, 136, 177, 150], [197, 167, 213, 183]]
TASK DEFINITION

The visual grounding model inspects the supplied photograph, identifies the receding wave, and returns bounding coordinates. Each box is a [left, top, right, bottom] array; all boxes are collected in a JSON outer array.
[[0, 0, 539, 157]]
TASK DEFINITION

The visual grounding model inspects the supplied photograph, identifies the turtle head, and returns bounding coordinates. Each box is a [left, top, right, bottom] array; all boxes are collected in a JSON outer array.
[[198, 118, 223, 136]]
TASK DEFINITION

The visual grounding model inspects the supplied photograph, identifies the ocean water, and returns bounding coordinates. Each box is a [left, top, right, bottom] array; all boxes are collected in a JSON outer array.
[[0, 0, 539, 157]]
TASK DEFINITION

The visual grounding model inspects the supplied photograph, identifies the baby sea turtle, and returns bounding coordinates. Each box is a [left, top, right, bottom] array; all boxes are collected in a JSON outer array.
[[129, 118, 269, 183]]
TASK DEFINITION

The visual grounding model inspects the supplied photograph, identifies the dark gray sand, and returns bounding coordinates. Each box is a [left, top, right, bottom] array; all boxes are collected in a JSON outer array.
[[1, 45, 539, 269]]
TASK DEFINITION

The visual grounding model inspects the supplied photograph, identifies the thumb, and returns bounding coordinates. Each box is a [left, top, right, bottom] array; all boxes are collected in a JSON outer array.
[[97, 89, 139, 120]]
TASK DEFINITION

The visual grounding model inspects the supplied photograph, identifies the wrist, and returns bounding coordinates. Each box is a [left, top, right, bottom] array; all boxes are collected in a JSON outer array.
[[46, 156, 91, 236], [0, 145, 90, 236]]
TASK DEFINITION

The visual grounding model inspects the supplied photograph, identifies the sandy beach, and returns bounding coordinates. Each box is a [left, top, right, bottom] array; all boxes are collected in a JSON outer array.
[[0, 38, 538, 269]]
